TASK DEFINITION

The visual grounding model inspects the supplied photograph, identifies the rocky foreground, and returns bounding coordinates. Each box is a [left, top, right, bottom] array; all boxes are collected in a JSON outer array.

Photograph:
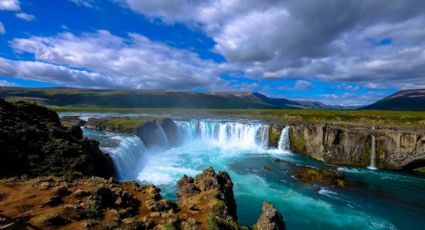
[[0, 168, 285, 230]]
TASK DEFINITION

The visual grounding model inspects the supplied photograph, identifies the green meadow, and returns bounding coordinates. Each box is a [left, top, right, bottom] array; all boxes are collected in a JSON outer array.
[[52, 105, 425, 127]]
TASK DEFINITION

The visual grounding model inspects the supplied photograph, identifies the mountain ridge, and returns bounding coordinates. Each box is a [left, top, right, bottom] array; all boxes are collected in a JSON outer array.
[[363, 89, 425, 111], [0, 87, 327, 109]]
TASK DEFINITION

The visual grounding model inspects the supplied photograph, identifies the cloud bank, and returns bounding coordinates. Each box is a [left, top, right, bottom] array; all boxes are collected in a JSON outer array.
[[120, 0, 425, 89], [4, 30, 225, 89]]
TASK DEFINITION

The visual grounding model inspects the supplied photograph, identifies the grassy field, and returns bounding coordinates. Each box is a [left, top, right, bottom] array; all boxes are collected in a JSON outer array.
[[86, 117, 161, 133], [52, 105, 425, 127]]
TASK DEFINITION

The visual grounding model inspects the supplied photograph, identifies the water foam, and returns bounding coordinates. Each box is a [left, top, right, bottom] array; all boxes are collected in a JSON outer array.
[[176, 120, 270, 150], [278, 126, 291, 152], [103, 135, 147, 179]]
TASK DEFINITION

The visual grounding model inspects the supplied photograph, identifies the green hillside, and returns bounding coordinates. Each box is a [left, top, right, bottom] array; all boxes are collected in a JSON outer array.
[[0, 87, 321, 109], [363, 89, 425, 111]]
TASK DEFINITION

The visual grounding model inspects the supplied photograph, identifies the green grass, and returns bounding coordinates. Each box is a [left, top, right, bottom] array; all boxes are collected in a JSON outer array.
[[52, 106, 425, 127], [102, 117, 160, 133]]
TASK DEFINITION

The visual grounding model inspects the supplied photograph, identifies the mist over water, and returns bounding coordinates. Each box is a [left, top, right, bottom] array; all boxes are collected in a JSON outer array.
[[80, 116, 425, 230]]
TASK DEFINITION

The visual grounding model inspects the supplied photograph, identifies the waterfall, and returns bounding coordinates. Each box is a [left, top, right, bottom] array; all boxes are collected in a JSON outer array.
[[103, 136, 147, 179], [278, 126, 290, 152], [82, 128, 147, 179], [369, 134, 377, 170], [176, 120, 270, 149]]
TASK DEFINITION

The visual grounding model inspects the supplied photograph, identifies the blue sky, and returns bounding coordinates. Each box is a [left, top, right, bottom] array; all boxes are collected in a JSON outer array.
[[1, 0, 424, 105]]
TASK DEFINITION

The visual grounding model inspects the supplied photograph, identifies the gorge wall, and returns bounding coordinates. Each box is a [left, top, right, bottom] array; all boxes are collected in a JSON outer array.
[[285, 124, 425, 170]]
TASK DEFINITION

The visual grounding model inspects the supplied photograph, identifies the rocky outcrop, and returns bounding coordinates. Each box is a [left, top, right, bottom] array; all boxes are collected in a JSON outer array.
[[177, 167, 238, 229], [0, 99, 114, 179], [85, 117, 162, 134], [289, 124, 425, 170], [85, 117, 110, 131], [292, 166, 346, 188], [272, 158, 346, 187], [60, 116, 86, 127], [0, 168, 285, 230], [136, 119, 180, 148], [256, 202, 286, 230]]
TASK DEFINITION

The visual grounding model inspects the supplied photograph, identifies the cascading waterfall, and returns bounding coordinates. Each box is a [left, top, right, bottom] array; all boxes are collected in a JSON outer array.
[[369, 134, 377, 170], [278, 126, 290, 152], [176, 120, 270, 149], [103, 136, 147, 179], [82, 128, 147, 179]]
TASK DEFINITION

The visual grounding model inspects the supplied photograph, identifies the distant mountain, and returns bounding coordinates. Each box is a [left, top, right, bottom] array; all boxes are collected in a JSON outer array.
[[0, 87, 327, 109], [294, 100, 328, 109], [363, 89, 425, 111]]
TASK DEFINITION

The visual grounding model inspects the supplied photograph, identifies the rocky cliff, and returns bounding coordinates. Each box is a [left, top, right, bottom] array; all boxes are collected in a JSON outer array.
[[0, 168, 285, 230], [288, 124, 425, 170], [136, 118, 181, 149], [0, 99, 114, 179]]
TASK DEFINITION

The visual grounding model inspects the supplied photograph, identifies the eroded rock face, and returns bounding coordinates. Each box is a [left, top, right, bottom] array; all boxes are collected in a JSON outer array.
[[60, 116, 86, 127], [256, 202, 286, 230], [0, 99, 114, 178], [289, 124, 425, 170]]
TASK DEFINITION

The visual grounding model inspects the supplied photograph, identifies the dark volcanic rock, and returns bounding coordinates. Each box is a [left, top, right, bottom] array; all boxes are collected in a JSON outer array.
[[0, 99, 114, 178], [256, 202, 286, 230]]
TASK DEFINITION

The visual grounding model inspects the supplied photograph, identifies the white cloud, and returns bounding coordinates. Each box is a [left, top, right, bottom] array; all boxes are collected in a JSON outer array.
[[0, 0, 20, 11], [294, 80, 315, 90], [0, 80, 16, 86], [0, 21, 5, 34], [118, 0, 425, 90], [8, 30, 225, 89], [68, 0, 96, 8], [16, 12, 35, 21]]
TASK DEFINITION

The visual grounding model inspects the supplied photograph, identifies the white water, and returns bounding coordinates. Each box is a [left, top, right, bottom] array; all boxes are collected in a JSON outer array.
[[176, 120, 270, 150], [102, 135, 147, 179], [278, 126, 290, 152], [82, 128, 148, 180], [368, 135, 377, 170]]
